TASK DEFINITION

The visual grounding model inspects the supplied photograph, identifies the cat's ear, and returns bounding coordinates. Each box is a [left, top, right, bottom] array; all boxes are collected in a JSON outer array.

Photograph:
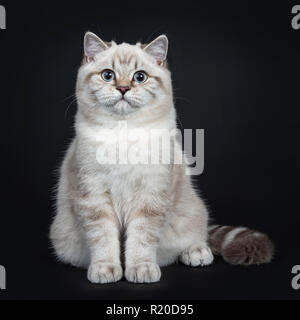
[[144, 35, 168, 65], [84, 32, 108, 62]]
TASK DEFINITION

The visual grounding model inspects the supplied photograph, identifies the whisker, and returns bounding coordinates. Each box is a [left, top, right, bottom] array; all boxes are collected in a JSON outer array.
[[177, 115, 184, 130], [174, 96, 194, 106], [64, 97, 77, 121], [60, 93, 76, 103]]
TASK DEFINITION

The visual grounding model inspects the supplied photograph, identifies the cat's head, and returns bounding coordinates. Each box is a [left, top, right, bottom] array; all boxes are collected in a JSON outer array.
[[76, 32, 173, 120]]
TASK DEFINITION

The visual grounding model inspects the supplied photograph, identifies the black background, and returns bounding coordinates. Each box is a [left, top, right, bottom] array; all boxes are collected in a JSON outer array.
[[0, 0, 299, 300]]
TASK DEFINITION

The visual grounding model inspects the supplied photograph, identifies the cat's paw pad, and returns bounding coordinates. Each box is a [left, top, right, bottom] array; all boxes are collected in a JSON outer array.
[[87, 262, 123, 284], [125, 262, 161, 283], [180, 245, 214, 267]]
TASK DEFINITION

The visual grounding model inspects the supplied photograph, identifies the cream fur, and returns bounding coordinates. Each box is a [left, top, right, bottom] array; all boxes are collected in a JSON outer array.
[[50, 33, 213, 284]]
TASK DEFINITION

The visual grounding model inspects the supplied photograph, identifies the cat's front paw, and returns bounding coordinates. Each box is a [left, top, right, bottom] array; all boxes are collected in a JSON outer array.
[[87, 262, 123, 284], [180, 245, 214, 267], [125, 262, 161, 283]]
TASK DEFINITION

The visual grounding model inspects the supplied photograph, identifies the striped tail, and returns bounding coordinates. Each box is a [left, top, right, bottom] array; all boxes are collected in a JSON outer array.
[[208, 225, 274, 265]]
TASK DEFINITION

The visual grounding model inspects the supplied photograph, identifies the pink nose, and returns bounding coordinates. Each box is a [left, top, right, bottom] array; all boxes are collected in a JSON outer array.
[[117, 86, 130, 95]]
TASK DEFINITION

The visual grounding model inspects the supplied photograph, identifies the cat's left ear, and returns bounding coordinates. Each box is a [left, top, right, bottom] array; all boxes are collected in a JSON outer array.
[[144, 35, 168, 65], [84, 32, 109, 63]]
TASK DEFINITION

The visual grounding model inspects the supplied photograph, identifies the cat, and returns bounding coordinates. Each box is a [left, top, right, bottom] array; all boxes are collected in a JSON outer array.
[[49, 32, 274, 284]]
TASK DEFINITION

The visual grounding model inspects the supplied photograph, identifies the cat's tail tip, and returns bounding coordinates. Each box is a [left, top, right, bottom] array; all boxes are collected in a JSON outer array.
[[208, 225, 274, 265]]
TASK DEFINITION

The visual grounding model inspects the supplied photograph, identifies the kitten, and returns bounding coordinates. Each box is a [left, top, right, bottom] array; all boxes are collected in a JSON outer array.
[[50, 32, 274, 283]]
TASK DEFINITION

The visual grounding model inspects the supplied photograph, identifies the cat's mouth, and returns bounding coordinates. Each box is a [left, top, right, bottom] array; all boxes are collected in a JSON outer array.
[[119, 95, 132, 106], [113, 98, 135, 114], [96, 92, 139, 114], [120, 96, 128, 102]]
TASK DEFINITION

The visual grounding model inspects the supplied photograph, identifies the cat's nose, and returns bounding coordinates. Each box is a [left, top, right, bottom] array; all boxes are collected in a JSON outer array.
[[117, 86, 130, 95]]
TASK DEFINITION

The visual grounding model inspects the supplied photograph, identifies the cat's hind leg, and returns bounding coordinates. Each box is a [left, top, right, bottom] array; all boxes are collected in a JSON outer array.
[[50, 146, 90, 269], [50, 141, 90, 269], [179, 244, 213, 267], [50, 201, 90, 269], [158, 191, 214, 268]]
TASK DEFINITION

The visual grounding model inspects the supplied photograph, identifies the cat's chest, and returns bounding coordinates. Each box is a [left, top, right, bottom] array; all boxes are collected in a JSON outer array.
[[79, 129, 166, 182], [77, 133, 171, 216], [86, 162, 168, 223], [75, 143, 171, 227]]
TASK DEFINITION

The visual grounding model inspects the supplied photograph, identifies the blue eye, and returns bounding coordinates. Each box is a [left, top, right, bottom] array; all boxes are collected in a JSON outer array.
[[101, 69, 115, 82], [133, 71, 148, 83]]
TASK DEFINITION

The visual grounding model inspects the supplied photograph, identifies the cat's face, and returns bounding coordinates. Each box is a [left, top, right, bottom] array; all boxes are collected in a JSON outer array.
[[76, 33, 172, 119]]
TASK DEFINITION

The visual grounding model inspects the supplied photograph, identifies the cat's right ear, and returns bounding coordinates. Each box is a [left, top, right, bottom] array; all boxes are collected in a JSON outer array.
[[84, 32, 108, 63]]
